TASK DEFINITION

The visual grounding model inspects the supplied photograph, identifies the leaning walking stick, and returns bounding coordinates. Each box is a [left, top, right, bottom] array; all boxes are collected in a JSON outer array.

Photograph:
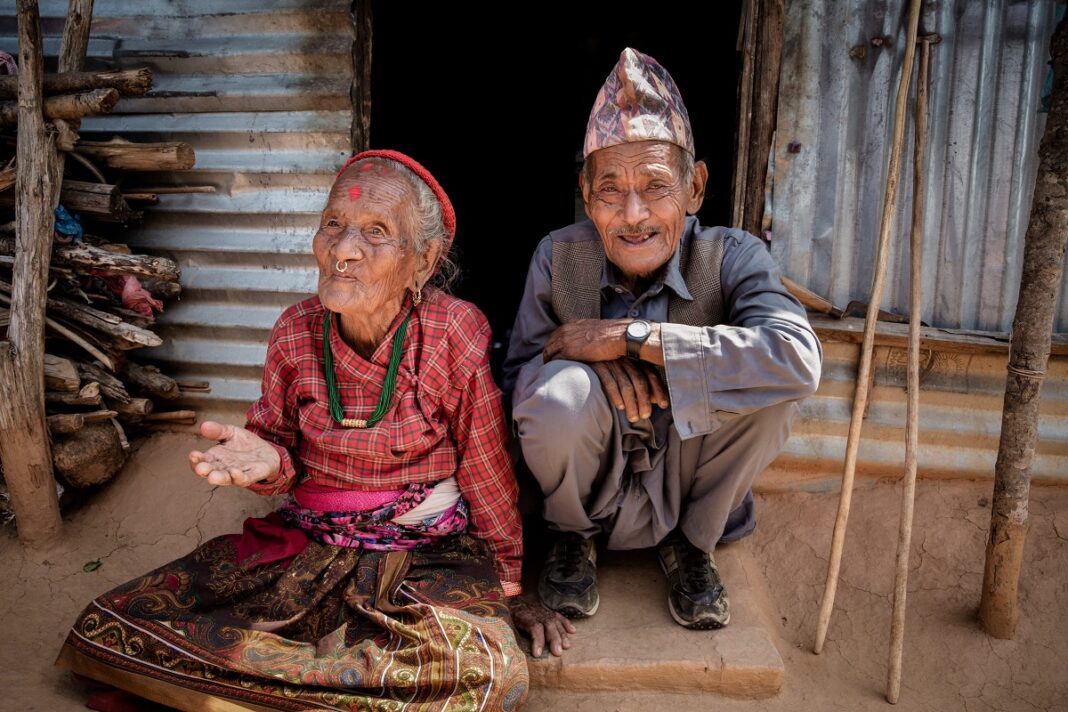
[[886, 33, 939, 704], [813, 0, 924, 655]]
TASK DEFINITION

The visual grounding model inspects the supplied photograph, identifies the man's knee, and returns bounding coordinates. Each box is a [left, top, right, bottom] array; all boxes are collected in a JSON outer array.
[[513, 359, 611, 445], [747, 399, 799, 441]]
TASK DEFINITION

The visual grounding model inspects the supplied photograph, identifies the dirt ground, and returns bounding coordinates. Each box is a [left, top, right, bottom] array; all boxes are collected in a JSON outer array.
[[2, 431, 1066, 711]]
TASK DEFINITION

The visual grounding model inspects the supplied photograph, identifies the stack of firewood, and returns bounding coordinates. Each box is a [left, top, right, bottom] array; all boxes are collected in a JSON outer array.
[[0, 65, 209, 498]]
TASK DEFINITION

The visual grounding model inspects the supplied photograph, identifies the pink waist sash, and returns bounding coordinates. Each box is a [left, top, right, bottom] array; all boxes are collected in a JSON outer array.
[[293, 482, 405, 512]]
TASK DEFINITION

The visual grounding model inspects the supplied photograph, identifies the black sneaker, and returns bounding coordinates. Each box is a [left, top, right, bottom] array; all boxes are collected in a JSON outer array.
[[657, 532, 730, 630], [538, 533, 599, 618]]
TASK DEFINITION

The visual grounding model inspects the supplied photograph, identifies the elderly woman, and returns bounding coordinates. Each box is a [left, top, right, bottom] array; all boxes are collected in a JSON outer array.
[[57, 150, 572, 711]]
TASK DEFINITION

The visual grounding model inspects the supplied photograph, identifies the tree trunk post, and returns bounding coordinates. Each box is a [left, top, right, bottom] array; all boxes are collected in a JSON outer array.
[[0, 0, 63, 547], [979, 18, 1068, 640], [0, 0, 96, 547]]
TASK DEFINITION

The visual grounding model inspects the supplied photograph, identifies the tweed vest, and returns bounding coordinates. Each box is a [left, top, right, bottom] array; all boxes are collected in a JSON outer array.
[[549, 221, 726, 327]]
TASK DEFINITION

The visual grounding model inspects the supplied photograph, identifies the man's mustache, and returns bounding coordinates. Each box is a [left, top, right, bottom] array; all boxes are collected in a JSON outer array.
[[608, 224, 660, 236]]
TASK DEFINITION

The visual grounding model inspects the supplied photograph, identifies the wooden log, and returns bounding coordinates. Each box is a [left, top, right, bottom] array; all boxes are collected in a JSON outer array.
[[980, 19, 1068, 641], [106, 397, 152, 416], [46, 295, 163, 349], [0, 179, 129, 220], [142, 279, 182, 299], [44, 354, 80, 392], [61, 180, 125, 218], [0, 0, 65, 547], [0, 68, 153, 100], [80, 409, 118, 423], [122, 193, 158, 204], [0, 237, 181, 281], [176, 379, 211, 393], [45, 382, 101, 406], [75, 139, 194, 171], [76, 361, 129, 403], [143, 410, 197, 423], [52, 421, 127, 488], [122, 361, 180, 400], [0, 88, 120, 127], [135, 185, 215, 195], [47, 412, 84, 434]]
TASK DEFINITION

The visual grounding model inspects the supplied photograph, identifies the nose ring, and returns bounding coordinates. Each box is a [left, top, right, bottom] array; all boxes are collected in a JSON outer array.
[[335, 259, 348, 273]]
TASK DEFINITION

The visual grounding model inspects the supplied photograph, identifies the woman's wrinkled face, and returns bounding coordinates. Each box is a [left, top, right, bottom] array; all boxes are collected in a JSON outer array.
[[313, 163, 421, 320]]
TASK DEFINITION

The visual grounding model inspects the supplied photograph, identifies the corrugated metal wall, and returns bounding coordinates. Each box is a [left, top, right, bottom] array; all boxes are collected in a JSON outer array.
[[773, 0, 1056, 332], [0, 0, 352, 410], [762, 340, 1068, 491]]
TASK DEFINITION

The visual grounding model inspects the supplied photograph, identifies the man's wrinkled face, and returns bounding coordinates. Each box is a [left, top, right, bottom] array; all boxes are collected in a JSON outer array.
[[581, 141, 705, 285]]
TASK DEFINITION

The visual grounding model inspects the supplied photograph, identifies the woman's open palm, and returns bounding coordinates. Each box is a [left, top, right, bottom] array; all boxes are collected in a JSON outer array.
[[188, 421, 281, 487]]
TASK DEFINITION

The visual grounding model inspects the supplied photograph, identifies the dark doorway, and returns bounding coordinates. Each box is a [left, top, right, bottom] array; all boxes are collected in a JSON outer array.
[[371, 3, 744, 364]]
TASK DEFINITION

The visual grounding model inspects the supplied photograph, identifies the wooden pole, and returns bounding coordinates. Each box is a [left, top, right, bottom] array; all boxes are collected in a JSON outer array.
[[744, 0, 785, 238], [731, 0, 756, 229], [350, 0, 372, 152], [979, 18, 1068, 640], [0, 0, 64, 547], [813, 0, 923, 654], [0, 0, 95, 546], [887, 34, 937, 704]]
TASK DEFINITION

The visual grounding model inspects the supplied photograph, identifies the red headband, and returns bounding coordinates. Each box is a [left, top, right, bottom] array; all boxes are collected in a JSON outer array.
[[337, 149, 457, 251]]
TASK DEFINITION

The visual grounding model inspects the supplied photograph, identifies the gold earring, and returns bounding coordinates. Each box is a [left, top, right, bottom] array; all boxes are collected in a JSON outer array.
[[412, 285, 423, 306]]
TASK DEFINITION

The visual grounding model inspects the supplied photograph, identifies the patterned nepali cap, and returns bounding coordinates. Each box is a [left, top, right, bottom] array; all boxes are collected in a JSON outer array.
[[583, 48, 694, 158]]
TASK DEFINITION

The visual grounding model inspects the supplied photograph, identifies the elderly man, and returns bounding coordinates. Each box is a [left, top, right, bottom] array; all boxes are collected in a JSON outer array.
[[503, 48, 821, 632]]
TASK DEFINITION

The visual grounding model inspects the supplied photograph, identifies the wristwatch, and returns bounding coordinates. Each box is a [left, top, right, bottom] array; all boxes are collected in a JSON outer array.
[[625, 319, 652, 360]]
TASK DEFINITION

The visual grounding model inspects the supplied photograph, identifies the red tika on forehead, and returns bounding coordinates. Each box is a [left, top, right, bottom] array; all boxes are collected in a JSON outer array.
[[348, 186, 362, 201], [337, 149, 456, 250]]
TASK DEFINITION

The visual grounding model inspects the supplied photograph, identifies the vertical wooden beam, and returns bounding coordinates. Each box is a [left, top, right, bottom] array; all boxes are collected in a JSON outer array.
[[743, 0, 784, 238], [979, 17, 1068, 640], [0, 0, 95, 547], [58, 0, 93, 72], [350, 0, 372, 153], [0, 0, 63, 547], [731, 0, 756, 229]]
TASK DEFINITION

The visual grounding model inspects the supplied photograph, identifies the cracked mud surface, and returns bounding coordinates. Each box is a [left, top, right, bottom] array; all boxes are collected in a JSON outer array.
[[3, 432, 1067, 711]]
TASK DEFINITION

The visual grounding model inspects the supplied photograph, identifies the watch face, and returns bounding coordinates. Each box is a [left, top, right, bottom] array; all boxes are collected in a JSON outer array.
[[627, 320, 650, 339]]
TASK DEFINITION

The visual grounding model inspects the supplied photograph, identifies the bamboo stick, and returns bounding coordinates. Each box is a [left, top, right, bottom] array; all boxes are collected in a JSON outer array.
[[887, 34, 936, 705], [813, 0, 923, 655]]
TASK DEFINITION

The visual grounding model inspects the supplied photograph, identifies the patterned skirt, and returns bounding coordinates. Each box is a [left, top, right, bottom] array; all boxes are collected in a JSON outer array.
[[57, 513, 529, 711]]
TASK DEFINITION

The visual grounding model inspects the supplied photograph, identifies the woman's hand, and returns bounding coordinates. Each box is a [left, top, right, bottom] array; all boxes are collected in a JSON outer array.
[[509, 597, 577, 658], [188, 421, 281, 487]]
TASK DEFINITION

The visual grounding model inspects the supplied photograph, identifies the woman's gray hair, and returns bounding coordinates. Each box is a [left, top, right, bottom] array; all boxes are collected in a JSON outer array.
[[346, 156, 460, 291]]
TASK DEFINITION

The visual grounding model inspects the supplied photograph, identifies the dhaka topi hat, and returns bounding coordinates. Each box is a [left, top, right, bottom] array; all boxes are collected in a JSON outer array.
[[337, 149, 457, 255], [583, 47, 694, 158]]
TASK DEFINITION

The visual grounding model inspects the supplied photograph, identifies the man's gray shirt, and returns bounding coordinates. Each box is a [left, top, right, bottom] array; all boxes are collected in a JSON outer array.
[[502, 216, 823, 438]]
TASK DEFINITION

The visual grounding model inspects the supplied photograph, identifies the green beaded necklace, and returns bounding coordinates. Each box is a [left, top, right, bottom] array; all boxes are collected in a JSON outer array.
[[322, 310, 410, 428]]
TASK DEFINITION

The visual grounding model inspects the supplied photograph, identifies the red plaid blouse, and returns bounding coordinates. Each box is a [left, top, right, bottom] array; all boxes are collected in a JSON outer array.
[[245, 290, 523, 586]]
